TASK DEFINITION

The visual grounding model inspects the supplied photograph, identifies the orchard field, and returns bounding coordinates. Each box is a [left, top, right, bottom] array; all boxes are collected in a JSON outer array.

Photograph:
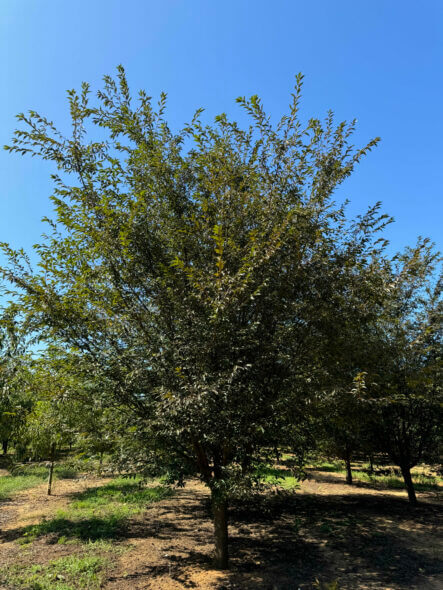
[[0, 455, 442, 590]]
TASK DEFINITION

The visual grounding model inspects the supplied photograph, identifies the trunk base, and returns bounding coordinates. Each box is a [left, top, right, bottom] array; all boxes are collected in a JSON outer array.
[[345, 458, 353, 485], [47, 443, 56, 496], [212, 499, 229, 570], [401, 465, 418, 505]]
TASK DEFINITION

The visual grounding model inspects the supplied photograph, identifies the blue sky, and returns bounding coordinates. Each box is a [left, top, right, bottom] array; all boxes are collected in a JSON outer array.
[[1, 0, 442, 265]]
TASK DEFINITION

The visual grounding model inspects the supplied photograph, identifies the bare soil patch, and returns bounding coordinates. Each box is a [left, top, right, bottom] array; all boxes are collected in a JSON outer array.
[[1, 471, 442, 589]]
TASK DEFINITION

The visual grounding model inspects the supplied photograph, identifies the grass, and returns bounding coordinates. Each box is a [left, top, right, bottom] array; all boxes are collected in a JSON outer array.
[[257, 466, 300, 490], [349, 470, 442, 492], [19, 477, 174, 544], [307, 459, 344, 473], [0, 473, 47, 501], [0, 463, 80, 501], [0, 553, 109, 590]]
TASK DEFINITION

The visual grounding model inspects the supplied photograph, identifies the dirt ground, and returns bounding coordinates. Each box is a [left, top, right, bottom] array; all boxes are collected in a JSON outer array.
[[0, 470, 442, 590]]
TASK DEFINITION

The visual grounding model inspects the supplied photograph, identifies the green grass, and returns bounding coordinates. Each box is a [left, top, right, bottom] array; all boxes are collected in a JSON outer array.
[[257, 466, 300, 490], [0, 553, 108, 590], [0, 463, 80, 501], [307, 459, 344, 472], [350, 470, 442, 491], [0, 474, 46, 501], [20, 477, 174, 544]]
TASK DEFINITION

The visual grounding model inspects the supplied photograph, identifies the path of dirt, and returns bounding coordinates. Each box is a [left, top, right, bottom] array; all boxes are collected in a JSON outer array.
[[0, 471, 442, 589]]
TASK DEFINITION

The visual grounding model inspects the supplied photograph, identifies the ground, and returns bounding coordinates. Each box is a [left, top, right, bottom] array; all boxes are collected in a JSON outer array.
[[0, 466, 442, 589]]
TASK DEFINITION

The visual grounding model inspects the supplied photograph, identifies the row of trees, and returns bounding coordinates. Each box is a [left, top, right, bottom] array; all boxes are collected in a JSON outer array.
[[317, 243, 442, 502], [1, 68, 441, 568]]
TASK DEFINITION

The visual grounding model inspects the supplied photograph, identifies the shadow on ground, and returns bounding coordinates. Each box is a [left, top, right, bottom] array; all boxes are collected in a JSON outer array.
[[226, 492, 443, 588]]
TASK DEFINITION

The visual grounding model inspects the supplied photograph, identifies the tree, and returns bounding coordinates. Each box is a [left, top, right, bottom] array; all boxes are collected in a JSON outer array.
[[0, 308, 31, 456], [318, 390, 362, 484], [17, 351, 81, 493], [2, 68, 384, 567], [303, 212, 392, 484], [62, 363, 120, 475], [357, 241, 442, 504]]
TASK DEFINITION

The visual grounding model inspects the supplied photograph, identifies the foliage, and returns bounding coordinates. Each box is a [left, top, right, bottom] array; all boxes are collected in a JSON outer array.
[[255, 465, 300, 490], [11, 462, 79, 479], [1, 70, 384, 465], [13, 348, 120, 463], [0, 309, 33, 452]]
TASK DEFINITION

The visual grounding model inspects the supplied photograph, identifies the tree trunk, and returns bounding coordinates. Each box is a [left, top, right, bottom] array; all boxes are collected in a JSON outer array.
[[2, 439, 8, 455], [47, 442, 56, 496], [400, 464, 417, 505], [345, 447, 353, 485], [98, 451, 103, 476], [212, 495, 229, 569], [368, 454, 374, 475]]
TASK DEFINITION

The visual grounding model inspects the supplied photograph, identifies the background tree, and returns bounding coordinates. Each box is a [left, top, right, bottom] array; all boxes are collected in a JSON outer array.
[[0, 307, 32, 456], [357, 241, 442, 504], [13, 348, 86, 492], [305, 209, 391, 484]]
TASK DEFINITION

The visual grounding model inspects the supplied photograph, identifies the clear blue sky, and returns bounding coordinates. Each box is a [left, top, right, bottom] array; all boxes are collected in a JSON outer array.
[[1, 0, 442, 265]]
